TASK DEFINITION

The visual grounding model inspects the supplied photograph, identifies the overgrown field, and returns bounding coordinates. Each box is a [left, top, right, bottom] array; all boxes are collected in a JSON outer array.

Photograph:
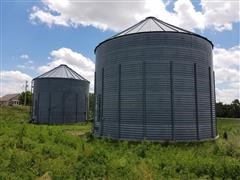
[[0, 106, 240, 179]]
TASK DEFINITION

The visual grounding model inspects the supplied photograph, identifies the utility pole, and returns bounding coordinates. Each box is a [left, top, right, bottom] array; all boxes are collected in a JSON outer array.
[[24, 81, 28, 106]]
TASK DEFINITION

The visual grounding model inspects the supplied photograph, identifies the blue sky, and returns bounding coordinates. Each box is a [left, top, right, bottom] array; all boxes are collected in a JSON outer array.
[[2, 1, 113, 73], [1, 0, 239, 103]]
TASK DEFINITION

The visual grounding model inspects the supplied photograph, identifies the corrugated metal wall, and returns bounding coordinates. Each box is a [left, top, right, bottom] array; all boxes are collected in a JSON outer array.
[[94, 32, 216, 141], [32, 78, 89, 124]]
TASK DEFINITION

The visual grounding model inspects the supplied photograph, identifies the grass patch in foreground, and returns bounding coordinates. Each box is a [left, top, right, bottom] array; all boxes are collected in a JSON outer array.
[[0, 106, 239, 179]]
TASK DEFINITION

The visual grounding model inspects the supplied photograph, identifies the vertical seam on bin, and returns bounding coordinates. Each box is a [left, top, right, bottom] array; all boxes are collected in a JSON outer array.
[[93, 71, 98, 125], [62, 92, 65, 123], [118, 64, 121, 138], [85, 95, 87, 121], [30, 81, 34, 122], [143, 61, 146, 139], [101, 68, 104, 136], [87, 94, 89, 121], [209, 67, 214, 138], [94, 72, 96, 133], [170, 61, 175, 140], [194, 63, 200, 140], [98, 95, 101, 122], [213, 71, 217, 136], [48, 92, 51, 124], [94, 72, 96, 94], [37, 92, 40, 123], [76, 93, 78, 123]]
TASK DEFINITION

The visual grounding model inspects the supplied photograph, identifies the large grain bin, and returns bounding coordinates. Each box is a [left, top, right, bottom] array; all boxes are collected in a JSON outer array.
[[32, 64, 89, 124], [94, 17, 217, 141]]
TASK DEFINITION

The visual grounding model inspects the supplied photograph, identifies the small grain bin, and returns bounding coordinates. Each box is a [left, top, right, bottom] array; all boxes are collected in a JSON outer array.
[[94, 17, 217, 141], [32, 64, 89, 124]]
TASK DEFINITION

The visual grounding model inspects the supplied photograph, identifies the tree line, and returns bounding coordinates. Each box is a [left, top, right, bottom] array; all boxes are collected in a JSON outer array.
[[216, 99, 240, 118]]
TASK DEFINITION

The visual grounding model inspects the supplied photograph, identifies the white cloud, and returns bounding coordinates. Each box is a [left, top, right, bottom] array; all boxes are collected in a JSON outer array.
[[201, 0, 240, 32], [20, 54, 29, 59], [0, 71, 32, 96], [215, 68, 239, 84], [38, 47, 95, 92], [30, 6, 70, 27], [30, 1, 145, 31], [29, 0, 239, 32], [216, 84, 240, 104], [173, 0, 205, 30], [213, 46, 240, 70], [213, 46, 240, 103]]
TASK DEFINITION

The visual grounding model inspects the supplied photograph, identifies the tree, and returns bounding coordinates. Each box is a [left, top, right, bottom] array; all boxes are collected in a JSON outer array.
[[19, 91, 32, 106], [216, 102, 226, 117], [230, 99, 240, 118], [88, 93, 95, 121]]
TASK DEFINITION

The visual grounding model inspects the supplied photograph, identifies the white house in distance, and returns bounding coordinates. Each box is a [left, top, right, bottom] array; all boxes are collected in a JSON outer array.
[[0, 93, 20, 106]]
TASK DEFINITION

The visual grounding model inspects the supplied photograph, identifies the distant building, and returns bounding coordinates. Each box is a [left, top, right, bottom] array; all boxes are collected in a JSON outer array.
[[0, 93, 20, 106]]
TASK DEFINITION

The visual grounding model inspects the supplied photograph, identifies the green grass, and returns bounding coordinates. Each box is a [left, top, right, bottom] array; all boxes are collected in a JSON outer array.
[[0, 106, 240, 179]]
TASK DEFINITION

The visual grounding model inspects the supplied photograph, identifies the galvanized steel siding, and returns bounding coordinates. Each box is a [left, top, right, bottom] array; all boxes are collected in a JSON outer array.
[[173, 62, 196, 140], [120, 62, 144, 139], [94, 32, 216, 141], [32, 78, 89, 124], [145, 61, 172, 140]]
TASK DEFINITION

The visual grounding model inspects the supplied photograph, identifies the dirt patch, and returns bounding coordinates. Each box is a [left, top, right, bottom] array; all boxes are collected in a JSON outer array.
[[38, 172, 52, 180], [66, 130, 88, 137]]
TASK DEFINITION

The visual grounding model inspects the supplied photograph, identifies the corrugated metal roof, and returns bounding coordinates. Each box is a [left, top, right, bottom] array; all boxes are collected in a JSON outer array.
[[112, 16, 193, 38], [0, 93, 20, 101], [35, 64, 88, 81]]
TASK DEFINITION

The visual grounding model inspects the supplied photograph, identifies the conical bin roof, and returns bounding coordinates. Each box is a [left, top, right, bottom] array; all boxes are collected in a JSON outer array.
[[34, 64, 89, 81], [112, 16, 193, 38]]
